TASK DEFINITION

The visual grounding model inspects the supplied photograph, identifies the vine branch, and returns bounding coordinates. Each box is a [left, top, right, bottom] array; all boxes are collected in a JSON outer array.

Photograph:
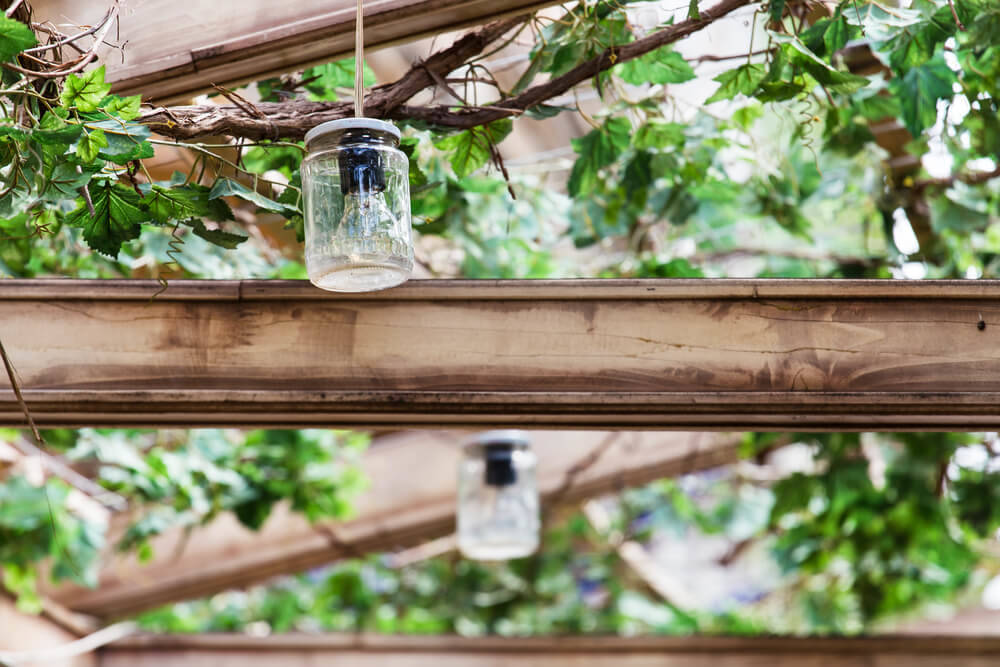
[[140, 0, 754, 141]]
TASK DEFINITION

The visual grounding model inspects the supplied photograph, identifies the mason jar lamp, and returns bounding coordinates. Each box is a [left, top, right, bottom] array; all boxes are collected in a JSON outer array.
[[302, 118, 413, 292], [457, 431, 540, 560]]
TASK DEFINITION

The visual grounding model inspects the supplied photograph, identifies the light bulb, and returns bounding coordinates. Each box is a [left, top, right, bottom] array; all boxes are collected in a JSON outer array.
[[458, 482, 540, 560], [316, 190, 409, 292], [457, 433, 540, 561]]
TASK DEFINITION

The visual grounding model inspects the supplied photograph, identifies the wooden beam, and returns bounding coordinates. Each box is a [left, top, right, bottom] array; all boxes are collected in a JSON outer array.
[[29, 0, 546, 103], [45, 430, 738, 618], [99, 633, 1000, 667], [3, 279, 1000, 430]]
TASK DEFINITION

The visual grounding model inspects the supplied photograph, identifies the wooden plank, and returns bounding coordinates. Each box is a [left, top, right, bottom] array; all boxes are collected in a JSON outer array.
[[99, 633, 1000, 667], [30, 0, 551, 103], [3, 279, 1000, 430], [45, 430, 738, 618], [0, 596, 95, 667]]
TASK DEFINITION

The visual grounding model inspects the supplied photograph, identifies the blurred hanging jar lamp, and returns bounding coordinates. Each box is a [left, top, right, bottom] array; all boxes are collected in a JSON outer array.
[[301, 0, 413, 292], [457, 431, 540, 560]]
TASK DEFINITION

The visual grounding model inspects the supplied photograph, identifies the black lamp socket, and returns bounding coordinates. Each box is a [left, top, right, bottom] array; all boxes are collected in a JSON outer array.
[[338, 146, 387, 196], [483, 443, 518, 487]]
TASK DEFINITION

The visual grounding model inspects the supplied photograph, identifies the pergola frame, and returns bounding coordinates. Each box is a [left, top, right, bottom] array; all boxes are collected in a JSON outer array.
[[2, 0, 999, 660], [3, 278, 999, 431]]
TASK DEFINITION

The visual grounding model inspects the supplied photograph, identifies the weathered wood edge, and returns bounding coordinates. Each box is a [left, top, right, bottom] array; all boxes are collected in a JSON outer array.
[[4, 278, 1000, 301], [5, 391, 1000, 430], [105, 632, 1000, 654]]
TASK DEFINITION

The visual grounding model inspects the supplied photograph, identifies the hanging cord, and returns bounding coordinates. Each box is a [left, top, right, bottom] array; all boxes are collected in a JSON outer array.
[[354, 0, 365, 117]]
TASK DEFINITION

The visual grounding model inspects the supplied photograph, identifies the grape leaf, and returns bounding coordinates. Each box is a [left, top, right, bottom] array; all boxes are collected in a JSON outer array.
[[76, 128, 107, 163], [186, 219, 248, 249], [33, 111, 83, 146], [61, 66, 112, 113], [619, 48, 695, 85], [567, 117, 631, 197], [434, 119, 513, 180], [633, 120, 685, 150], [140, 183, 235, 224], [40, 163, 94, 201], [209, 177, 297, 216], [303, 58, 375, 101], [705, 64, 766, 103], [84, 119, 153, 163], [100, 94, 143, 121], [889, 57, 955, 135], [0, 16, 36, 61], [65, 180, 152, 256]]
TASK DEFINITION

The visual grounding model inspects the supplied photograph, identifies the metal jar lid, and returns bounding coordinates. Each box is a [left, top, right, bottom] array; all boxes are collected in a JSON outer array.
[[304, 117, 401, 147]]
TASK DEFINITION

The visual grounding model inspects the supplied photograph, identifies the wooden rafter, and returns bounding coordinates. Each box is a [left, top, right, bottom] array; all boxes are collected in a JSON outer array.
[[44, 430, 739, 618], [2, 279, 1000, 430], [99, 634, 1000, 666], [29, 0, 559, 103]]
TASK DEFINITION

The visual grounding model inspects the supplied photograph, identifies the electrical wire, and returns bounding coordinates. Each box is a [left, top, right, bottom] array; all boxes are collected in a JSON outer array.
[[355, 0, 365, 117]]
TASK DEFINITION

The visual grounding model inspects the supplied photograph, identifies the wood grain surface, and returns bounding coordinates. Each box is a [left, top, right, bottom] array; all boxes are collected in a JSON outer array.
[[99, 633, 1000, 666], [2, 279, 999, 429]]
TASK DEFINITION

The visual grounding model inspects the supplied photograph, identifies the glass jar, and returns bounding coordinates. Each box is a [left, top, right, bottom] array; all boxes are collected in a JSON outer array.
[[457, 431, 540, 560], [302, 118, 413, 292]]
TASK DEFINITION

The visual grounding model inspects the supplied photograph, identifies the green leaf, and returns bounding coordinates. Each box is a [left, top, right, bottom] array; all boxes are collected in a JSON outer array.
[[2, 564, 42, 614], [705, 64, 766, 103], [524, 104, 575, 120], [633, 120, 685, 150], [303, 58, 376, 100], [885, 3, 973, 73], [0, 16, 36, 61], [889, 57, 955, 136], [100, 94, 143, 121], [618, 48, 695, 85], [76, 128, 107, 163], [567, 117, 631, 197], [434, 119, 513, 180], [140, 183, 235, 224], [61, 65, 112, 113], [801, 15, 850, 56], [0, 122, 28, 141], [844, 3, 924, 42], [84, 119, 153, 163], [65, 180, 152, 257], [41, 163, 94, 201], [769, 0, 786, 23], [777, 39, 869, 95], [853, 91, 901, 120], [208, 177, 296, 216], [186, 218, 248, 249], [930, 184, 991, 233], [34, 111, 83, 146]]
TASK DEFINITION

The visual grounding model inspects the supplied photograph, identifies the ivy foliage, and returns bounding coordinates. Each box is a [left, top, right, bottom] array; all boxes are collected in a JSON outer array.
[[0, 0, 997, 276], [0, 429, 368, 601]]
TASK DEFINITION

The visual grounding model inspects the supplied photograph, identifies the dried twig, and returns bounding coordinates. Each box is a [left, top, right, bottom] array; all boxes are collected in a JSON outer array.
[[947, 0, 966, 30], [915, 163, 1000, 191]]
